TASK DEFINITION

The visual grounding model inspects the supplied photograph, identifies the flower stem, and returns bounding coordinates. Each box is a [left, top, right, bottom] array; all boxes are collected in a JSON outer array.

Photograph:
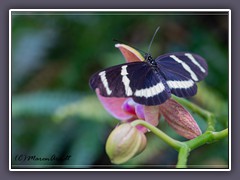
[[185, 128, 228, 150], [130, 120, 228, 168], [176, 145, 190, 168], [131, 120, 183, 151], [212, 129, 228, 141]]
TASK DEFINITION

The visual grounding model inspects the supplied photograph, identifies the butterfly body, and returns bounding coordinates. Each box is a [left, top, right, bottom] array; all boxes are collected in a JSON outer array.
[[89, 50, 208, 106]]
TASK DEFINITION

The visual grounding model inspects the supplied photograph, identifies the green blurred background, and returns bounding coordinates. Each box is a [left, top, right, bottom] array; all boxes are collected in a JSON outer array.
[[11, 11, 229, 168]]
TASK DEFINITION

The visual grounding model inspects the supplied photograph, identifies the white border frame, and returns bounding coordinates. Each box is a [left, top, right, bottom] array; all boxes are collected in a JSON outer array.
[[9, 9, 231, 171]]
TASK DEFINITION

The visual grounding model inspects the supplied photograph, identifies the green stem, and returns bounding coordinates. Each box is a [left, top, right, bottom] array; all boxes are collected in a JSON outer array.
[[130, 120, 228, 168], [131, 120, 183, 151], [176, 145, 190, 168], [186, 128, 228, 150], [212, 129, 228, 141], [204, 113, 216, 131]]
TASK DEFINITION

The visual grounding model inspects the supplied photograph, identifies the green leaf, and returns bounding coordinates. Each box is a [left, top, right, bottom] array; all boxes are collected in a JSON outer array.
[[12, 91, 82, 119], [53, 95, 113, 124]]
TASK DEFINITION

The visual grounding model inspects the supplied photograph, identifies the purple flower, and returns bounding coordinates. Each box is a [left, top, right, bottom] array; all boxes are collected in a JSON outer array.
[[95, 44, 201, 139]]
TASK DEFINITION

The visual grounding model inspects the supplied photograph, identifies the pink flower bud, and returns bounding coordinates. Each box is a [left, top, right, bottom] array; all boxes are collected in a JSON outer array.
[[105, 123, 147, 164], [159, 99, 202, 139]]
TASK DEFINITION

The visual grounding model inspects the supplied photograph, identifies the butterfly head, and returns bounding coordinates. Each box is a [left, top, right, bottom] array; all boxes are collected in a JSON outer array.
[[145, 53, 157, 66]]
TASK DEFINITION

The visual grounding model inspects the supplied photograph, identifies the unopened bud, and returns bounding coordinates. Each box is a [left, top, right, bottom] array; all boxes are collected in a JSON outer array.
[[106, 123, 147, 164], [160, 99, 202, 139]]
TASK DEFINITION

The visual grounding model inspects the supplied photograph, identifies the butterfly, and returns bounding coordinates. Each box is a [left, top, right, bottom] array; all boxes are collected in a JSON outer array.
[[89, 29, 208, 106]]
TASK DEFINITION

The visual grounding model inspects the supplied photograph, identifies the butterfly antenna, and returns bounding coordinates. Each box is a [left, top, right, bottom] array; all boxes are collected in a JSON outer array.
[[113, 39, 146, 55], [147, 26, 160, 54]]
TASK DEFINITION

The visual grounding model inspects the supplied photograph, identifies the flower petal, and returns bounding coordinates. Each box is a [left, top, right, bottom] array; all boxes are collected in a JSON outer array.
[[135, 104, 145, 119], [159, 99, 202, 139], [144, 105, 161, 127], [134, 104, 161, 133], [115, 44, 145, 62], [96, 89, 134, 121], [135, 104, 148, 133], [122, 98, 137, 115]]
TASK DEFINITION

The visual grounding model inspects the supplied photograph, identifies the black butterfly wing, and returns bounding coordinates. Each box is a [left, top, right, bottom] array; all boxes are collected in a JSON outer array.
[[156, 52, 208, 97], [158, 65, 197, 97], [89, 62, 132, 97], [127, 64, 171, 105], [89, 62, 171, 105], [156, 52, 208, 82]]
